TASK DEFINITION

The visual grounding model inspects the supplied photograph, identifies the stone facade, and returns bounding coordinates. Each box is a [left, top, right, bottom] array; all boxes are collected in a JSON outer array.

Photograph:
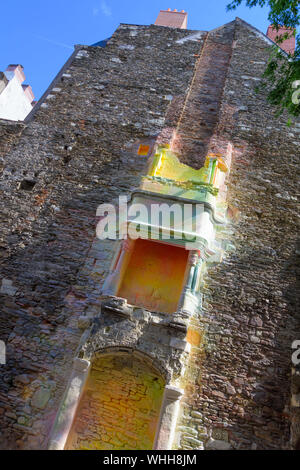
[[0, 23, 202, 450], [177, 19, 300, 451], [0, 15, 299, 451]]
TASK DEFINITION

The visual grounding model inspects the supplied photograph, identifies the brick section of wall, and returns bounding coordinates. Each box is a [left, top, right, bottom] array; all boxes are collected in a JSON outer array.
[[172, 22, 235, 168], [0, 24, 203, 449], [177, 18, 300, 450], [65, 354, 165, 450], [266, 25, 295, 54]]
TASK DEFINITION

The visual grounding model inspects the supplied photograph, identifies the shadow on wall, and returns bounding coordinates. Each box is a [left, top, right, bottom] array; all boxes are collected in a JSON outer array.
[[0, 147, 148, 449], [189, 242, 297, 449], [281, 238, 300, 450]]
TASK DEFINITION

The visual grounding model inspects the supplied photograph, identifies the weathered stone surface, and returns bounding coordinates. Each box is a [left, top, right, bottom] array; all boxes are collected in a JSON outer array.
[[0, 17, 299, 451], [177, 18, 300, 451], [31, 387, 51, 410], [205, 438, 232, 450], [0, 279, 17, 295], [77, 316, 91, 330], [0, 23, 202, 449]]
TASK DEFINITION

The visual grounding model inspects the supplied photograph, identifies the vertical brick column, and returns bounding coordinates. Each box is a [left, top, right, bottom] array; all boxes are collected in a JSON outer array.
[[172, 28, 234, 168]]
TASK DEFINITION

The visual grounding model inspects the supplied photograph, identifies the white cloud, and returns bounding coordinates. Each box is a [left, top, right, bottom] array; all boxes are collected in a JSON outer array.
[[100, 1, 112, 17], [93, 1, 112, 18]]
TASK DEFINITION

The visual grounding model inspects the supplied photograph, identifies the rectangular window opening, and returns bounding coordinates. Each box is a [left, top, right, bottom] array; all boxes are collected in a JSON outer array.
[[117, 238, 188, 314]]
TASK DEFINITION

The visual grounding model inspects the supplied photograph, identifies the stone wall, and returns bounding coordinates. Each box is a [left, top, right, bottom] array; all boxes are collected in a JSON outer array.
[[0, 119, 24, 158], [0, 17, 299, 451], [0, 24, 203, 449], [176, 18, 300, 450]]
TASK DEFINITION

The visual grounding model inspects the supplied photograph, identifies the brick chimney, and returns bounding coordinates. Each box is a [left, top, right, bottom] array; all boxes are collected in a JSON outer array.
[[22, 84, 35, 104], [266, 25, 295, 54], [154, 8, 187, 29], [4, 64, 35, 104], [4, 64, 26, 83]]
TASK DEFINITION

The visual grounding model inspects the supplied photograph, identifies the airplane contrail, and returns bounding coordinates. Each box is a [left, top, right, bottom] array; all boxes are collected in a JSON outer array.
[[32, 34, 73, 50]]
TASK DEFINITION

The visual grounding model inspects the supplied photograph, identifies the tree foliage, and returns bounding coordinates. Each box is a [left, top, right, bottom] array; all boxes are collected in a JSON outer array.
[[227, 0, 300, 122]]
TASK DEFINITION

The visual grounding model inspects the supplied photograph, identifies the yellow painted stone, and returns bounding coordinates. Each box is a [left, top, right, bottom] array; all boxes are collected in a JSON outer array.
[[65, 353, 165, 450], [149, 147, 210, 183], [186, 328, 202, 347]]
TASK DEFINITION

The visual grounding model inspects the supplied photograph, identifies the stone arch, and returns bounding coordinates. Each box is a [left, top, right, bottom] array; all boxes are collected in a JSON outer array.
[[65, 350, 166, 450], [91, 345, 171, 383]]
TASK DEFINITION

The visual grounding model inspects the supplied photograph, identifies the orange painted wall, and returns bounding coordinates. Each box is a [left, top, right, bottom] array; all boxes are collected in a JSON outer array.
[[117, 239, 188, 313], [65, 354, 165, 450]]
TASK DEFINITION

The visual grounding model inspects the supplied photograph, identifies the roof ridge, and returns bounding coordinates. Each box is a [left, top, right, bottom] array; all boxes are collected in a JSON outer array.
[[235, 16, 289, 57]]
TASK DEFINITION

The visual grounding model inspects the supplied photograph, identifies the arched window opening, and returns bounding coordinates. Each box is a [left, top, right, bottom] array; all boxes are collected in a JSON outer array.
[[65, 353, 165, 450]]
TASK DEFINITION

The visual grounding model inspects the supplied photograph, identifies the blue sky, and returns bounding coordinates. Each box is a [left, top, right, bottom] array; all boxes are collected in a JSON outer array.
[[0, 1, 270, 100]]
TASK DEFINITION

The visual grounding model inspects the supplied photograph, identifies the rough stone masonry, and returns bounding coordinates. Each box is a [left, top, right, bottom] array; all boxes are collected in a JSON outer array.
[[0, 16, 299, 450]]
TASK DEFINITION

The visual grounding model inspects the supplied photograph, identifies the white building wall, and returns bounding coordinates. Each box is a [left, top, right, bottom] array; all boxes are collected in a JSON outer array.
[[0, 65, 34, 121]]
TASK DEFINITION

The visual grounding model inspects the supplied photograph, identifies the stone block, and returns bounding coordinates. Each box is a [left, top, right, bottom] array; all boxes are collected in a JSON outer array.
[[31, 387, 51, 410]]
